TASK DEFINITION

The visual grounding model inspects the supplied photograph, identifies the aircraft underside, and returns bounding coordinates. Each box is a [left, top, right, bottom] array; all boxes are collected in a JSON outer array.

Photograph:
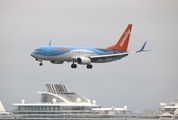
[[33, 54, 128, 69]]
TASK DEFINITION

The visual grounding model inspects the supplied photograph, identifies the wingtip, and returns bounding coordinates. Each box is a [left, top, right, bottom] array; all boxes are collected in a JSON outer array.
[[49, 40, 52, 46], [136, 41, 148, 53]]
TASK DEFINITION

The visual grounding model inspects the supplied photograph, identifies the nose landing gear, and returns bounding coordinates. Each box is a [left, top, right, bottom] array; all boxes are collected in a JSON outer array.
[[35, 58, 43, 66], [39, 62, 43, 66]]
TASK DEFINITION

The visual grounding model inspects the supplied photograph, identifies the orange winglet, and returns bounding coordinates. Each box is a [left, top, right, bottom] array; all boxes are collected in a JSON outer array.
[[107, 24, 132, 51]]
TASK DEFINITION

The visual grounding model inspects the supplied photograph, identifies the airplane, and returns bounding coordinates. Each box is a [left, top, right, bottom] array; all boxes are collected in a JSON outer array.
[[30, 24, 149, 69]]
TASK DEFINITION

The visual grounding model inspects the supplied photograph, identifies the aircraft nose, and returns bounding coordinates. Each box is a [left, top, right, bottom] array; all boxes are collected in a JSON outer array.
[[30, 53, 35, 58], [30, 51, 37, 58]]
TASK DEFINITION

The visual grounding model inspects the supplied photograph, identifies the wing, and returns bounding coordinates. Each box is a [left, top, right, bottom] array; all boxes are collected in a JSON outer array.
[[72, 51, 134, 64], [72, 52, 131, 63], [89, 52, 131, 59], [88, 52, 130, 62]]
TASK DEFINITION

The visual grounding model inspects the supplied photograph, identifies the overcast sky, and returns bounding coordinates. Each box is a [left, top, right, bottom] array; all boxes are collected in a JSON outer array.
[[0, 0, 178, 113]]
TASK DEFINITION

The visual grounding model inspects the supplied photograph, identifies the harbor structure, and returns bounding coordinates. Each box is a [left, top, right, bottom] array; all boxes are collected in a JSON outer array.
[[2, 84, 178, 120], [0, 84, 130, 119]]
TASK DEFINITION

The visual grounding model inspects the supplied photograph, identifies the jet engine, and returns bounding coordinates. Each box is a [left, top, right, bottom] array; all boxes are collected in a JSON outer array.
[[50, 60, 64, 64], [77, 57, 91, 64]]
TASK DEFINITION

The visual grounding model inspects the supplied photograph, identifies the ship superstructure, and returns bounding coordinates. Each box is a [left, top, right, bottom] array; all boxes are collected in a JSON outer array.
[[1, 84, 171, 120], [13, 84, 101, 118]]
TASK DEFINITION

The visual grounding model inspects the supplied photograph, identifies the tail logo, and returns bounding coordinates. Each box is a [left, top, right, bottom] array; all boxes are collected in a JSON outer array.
[[120, 29, 131, 47]]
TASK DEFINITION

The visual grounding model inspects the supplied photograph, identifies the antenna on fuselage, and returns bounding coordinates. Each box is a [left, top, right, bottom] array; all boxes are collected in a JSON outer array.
[[49, 40, 52, 46]]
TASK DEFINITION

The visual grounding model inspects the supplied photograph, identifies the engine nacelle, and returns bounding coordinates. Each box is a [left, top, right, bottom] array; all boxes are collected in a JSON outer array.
[[77, 57, 91, 65], [50, 60, 64, 64]]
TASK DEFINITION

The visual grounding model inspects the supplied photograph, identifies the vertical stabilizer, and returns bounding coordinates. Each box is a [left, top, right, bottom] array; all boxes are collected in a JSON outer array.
[[107, 24, 132, 51]]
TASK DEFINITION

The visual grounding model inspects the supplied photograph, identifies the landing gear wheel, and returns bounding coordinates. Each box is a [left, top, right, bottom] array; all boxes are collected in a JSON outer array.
[[71, 64, 77, 69], [86, 64, 93, 69], [74, 64, 77, 68], [39, 62, 43, 66]]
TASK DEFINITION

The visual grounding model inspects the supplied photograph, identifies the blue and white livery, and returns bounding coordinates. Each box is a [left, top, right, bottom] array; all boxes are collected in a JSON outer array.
[[30, 24, 149, 69]]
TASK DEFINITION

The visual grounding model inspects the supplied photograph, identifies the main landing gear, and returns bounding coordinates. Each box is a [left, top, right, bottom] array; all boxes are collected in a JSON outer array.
[[71, 63, 93, 69], [71, 63, 77, 69], [86, 64, 93, 69]]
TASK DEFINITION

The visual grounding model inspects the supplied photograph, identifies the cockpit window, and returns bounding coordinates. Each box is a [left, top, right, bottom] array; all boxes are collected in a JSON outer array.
[[36, 49, 42, 51]]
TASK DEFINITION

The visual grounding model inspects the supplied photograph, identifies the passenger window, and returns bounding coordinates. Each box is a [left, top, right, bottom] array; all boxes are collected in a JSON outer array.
[[36, 49, 42, 51]]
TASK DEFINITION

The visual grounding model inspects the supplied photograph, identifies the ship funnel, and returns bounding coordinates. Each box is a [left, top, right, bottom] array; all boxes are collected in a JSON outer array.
[[45, 84, 67, 94]]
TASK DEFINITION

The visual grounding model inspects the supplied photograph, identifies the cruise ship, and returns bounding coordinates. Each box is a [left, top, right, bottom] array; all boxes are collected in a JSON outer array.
[[1, 84, 178, 120], [0, 84, 133, 120]]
